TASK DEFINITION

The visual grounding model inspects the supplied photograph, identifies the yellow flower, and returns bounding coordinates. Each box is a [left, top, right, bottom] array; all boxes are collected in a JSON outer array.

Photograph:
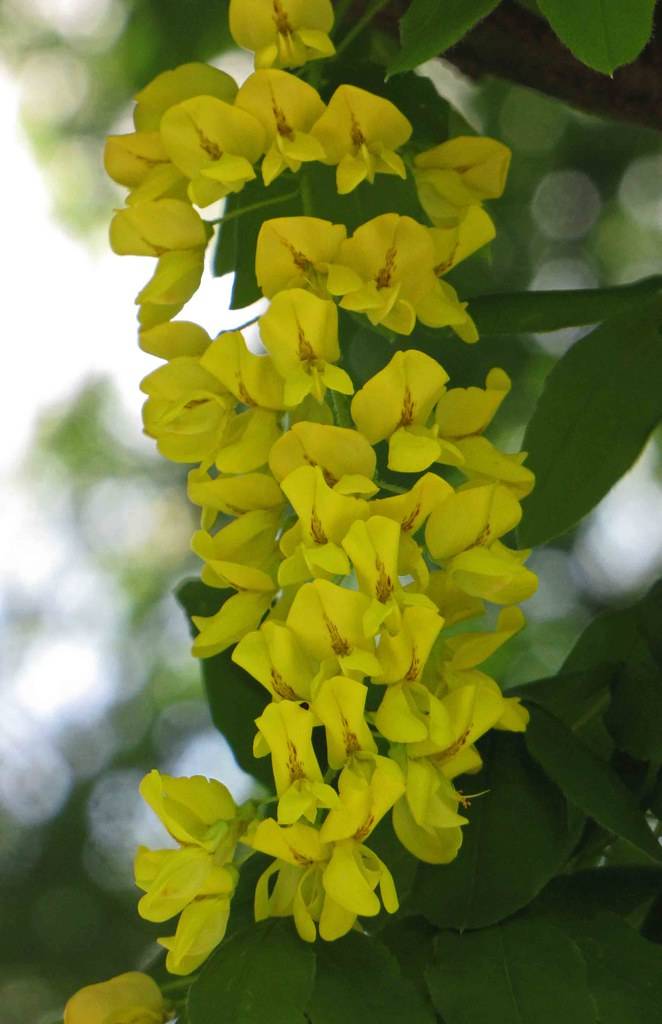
[[435, 367, 511, 439], [268, 420, 376, 495], [392, 757, 466, 864], [215, 408, 283, 474], [159, 895, 235, 975], [64, 972, 168, 1024], [443, 437, 535, 498], [311, 84, 412, 194], [279, 465, 368, 584], [109, 199, 209, 256], [426, 570, 485, 627], [259, 289, 353, 404], [425, 482, 523, 562], [187, 466, 284, 530], [350, 350, 450, 472], [311, 676, 377, 768], [236, 69, 326, 184], [256, 216, 346, 297], [429, 204, 496, 276], [192, 591, 274, 658], [327, 213, 475, 337], [230, 0, 335, 69], [322, 838, 398, 930], [192, 510, 280, 593], [448, 540, 538, 605], [320, 754, 404, 840], [199, 330, 287, 410], [104, 131, 179, 198], [140, 356, 234, 464], [233, 619, 316, 701], [287, 579, 381, 676], [135, 771, 247, 974], [160, 96, 266, 206], [371, 472, 452, 536], [414, 136, 511, 226], [136, 249, 205, 326], [133, 62, 238, 131], [254, 700, 338, 823], [139, 320, 211, 359], [373, 604, 444, 685]]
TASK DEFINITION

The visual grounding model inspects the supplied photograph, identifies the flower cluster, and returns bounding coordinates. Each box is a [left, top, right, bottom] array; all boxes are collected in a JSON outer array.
[[92, 0, 536, 989]]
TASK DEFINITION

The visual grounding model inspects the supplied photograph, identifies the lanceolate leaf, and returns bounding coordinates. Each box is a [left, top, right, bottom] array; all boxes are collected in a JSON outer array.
[[409, 733, 574, 930], [524, 705, 662, 863], [470, 277, 662, 335], [426, 920, 597, 1024], [518, 299, 662, 547], [538, 0, 656, 74], [187, 921, 316, 1024], [388, 0, 502, 76]]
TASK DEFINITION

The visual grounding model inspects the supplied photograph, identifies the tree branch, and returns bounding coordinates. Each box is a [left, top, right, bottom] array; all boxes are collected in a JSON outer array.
[[377, 1, 662, 133]]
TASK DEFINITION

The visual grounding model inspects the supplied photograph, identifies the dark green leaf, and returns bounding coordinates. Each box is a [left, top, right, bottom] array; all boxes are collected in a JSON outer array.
[[187, 920, 315, 1024], [469, 277, 662, 335], [426, 920, 597, 1024], [409, 733, 573, 929], [176, 579, 271, 786], [537, 0, 656, 74], [388, 0, 502, 76], [575, 913, 662, 1024], [563, 604, 641, 673], [525, 706, 662, 863], [607, 646, 662, 762], [308, 932, 435, 1024], [379, 917, 437, 1002], [638, 578, 662, 669], [518, 299, 662, 546], [529, 867, 662, 926]]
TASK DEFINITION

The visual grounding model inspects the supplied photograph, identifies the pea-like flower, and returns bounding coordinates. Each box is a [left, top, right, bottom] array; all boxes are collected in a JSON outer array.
[[160, 96, 266, 206], [133, 62, 238, 131], [135, 771, 252, 975], [327, 213, 475, 337], [287, 579, 381, 676], [268, 420, 377, 495], [64, 972, 170, 1024], [233, 619, 317, 701], [256, 216, 346, 297], [414, 135, 511, 226], [230, 0, 335, 69], [259, 289, 353, 405], [391, 756, 467, 865], [236, 69, 326, 184], [311, 84, 412, 194], [351, 350, 451, 473], [109, 199, 210, 256], [254, 700, 338, 823], [312, 676, 377, 768]]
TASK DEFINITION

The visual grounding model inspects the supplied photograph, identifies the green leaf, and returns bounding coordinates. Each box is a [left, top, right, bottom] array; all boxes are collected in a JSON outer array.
[[388, 0, 502, 76], [518, 299, 662, 547], [529, 866, 662, 926], [308, 932, 435, 1024], [176, 579, 271, 786], [379, 917, 437, 1002], [426, 920, 597, 1024], [537, 0, 656, 74], [469, 277, 662, 335], [575, 913, 662, 1024], [187, 920, 315, 1024], [409, 733, 575, 929], [607, 644, 662, 762], [524, 705, 662, 863]]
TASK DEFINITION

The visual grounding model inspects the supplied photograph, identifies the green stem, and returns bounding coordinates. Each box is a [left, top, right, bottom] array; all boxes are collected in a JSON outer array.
[[206, 190, 299, 226], [161, 976, 199, 995], [376, 478, 407, 494], [335, 0, 391, 56], [300, 169, 314, 216]]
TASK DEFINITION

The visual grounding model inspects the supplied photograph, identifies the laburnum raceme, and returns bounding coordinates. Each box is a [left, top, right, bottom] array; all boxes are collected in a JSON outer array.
[[81, 0, 536, 998]]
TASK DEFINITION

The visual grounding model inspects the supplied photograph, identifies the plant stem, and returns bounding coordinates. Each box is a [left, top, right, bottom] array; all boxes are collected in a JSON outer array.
[[206, 190, 299, 226], [161, 976, 199, 995], [333, 0, 354, 36], [376, 478, 407, 494], [335, 0, 391, 56]]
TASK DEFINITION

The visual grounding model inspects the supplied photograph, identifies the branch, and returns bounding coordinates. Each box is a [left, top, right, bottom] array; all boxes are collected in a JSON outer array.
[[376, 1, 662, 133]]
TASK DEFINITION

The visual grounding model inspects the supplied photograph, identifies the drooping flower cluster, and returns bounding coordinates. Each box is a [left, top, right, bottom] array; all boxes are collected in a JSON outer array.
[[94, 0, 534, 985]]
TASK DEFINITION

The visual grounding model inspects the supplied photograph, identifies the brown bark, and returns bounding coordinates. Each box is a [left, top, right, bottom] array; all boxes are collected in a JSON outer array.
[[376, 1, 662, 133]]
